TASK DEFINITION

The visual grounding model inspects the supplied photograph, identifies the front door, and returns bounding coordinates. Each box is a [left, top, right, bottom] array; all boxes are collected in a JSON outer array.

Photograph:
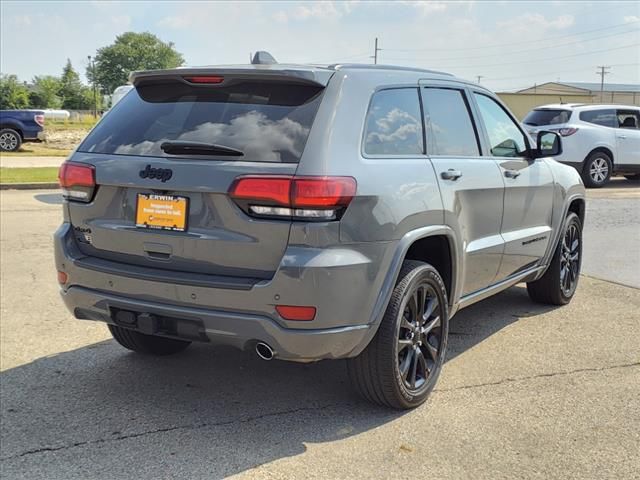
[[471, 92, 554, 280], [615, 109, 640, 167]]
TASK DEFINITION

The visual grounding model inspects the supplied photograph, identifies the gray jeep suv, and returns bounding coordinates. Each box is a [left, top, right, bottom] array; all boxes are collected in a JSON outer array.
[[55, 60, 585, 409]]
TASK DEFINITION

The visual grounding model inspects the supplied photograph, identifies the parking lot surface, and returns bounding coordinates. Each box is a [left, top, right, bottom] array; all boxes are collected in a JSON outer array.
[[1, 185, 639, 479]]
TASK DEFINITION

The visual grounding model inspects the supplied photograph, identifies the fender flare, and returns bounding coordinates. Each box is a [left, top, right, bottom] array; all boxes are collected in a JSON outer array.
[[351, 225, 460, 357]]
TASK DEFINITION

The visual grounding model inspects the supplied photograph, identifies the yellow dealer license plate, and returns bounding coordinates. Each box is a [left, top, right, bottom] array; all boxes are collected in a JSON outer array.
[[135, 194, 188, 232]]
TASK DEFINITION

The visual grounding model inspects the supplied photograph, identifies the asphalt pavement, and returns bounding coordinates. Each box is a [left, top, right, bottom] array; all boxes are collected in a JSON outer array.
[[0, 184, 638, 479]]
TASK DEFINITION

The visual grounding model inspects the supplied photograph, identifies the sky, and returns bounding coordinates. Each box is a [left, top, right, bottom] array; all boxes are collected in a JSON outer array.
[[1, 0, 638, 92]]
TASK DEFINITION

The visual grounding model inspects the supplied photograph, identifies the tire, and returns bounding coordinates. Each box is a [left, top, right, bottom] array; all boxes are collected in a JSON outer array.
[[108, 324, 191, 355], [582, 151, 612, 188], [624, 174, 640, 182], [527, 212, 582, 305], [347, 260, 449, 409], [0, 129, 22, 152]]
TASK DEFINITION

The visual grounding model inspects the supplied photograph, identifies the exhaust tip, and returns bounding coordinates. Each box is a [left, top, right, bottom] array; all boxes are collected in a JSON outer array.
[[255, 342, 274, 361]]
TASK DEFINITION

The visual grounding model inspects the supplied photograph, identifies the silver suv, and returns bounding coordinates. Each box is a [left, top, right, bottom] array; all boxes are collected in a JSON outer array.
[[55, 60, 585, 409]]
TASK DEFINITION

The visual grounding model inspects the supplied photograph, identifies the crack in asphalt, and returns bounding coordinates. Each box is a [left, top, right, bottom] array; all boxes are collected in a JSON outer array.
[[3, 361, 639, 461], [434, 361, 640, 392], [1, 402, 353, 462]]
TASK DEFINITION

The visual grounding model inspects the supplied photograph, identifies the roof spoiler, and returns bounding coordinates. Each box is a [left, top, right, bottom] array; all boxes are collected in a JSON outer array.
[[130, 67, 332, 88]]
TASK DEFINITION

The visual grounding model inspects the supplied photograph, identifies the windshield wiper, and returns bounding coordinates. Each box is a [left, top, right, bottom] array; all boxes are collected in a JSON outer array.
[[160, 141, 244, 157]]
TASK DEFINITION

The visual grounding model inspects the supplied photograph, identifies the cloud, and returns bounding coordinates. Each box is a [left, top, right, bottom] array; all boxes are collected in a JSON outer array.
[[110, 15, 131, 28], [498, 13, 574, 31], [9, 15, 32, 27], [399, 1, 447, 16], [624, 15, 640, 23], [272, 1, 359, 23]]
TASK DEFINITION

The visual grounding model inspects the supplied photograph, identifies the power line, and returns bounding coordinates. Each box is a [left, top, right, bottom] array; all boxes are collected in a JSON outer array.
[[419, 43, 640, 71], [384, 19, 638, 53], [384, 27, 638, 63], [485, 62, 639, 82]]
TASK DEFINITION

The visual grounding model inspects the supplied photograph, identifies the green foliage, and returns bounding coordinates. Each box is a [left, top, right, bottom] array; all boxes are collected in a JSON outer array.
[[29, 76, 62, 109], [60, 59, 89, 110], [0, 74, 30, 109], [88, 32, 184, 93]]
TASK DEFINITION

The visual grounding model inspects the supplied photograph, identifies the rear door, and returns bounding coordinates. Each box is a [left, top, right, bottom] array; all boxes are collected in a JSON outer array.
[[422, 85, 505, 296], [67, 75, 325, 280], [615, 109, 640, 167], [471, 92, 554, 280]]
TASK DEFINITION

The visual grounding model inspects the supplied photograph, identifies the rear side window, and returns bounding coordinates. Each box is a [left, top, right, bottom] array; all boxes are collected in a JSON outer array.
[[579, 109, 616, 128], [363, 88, 423, 155], [78, 80, 324, 163], [523, 109, 571, 126], [422, 88, 479, 156]]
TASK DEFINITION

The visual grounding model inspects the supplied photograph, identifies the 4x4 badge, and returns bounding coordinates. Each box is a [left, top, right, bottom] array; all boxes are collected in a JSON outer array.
[[139, 164, 173, 182]]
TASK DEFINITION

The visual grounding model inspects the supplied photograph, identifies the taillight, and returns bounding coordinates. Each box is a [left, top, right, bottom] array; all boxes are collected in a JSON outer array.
[[34, 114, 45, 127], [58, 162, 96, 202], [229, 176, 356, 221], [183, 76, 224, 84], [559, 127, 578, 137]]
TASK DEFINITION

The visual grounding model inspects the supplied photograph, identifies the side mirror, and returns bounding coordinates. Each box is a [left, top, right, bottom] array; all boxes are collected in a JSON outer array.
[[534, 131, 562, 158]]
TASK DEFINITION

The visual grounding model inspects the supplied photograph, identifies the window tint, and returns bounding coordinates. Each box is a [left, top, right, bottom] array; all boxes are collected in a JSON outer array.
[[79, 81, 324, 163], [579, 109, 616, 128], [422, 88, 479, 156], [363, 88, 423, 155], [617, 110, 640, 129], [474, 94, 527, 158], [523, 109, 571, 126]]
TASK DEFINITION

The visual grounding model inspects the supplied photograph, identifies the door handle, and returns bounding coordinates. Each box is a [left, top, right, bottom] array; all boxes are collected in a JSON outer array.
[[504, 169, 521, 179], [617, 135, 627, 139], [441, 169, 462, 180]]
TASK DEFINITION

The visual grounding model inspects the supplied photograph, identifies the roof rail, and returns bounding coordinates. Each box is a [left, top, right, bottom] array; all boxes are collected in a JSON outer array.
[[329, 63, 454, 76]]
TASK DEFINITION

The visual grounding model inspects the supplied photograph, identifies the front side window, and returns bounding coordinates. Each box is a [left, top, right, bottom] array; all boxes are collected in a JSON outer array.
[[579, 109, 616, 128], [474, 94, 527, 158], [617, 110, 640, 129], [363, 88, 423, 155], [422, 88, 479, 156]]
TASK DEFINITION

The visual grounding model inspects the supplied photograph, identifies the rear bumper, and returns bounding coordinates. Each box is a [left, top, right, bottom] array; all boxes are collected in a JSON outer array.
[[62, 286, 371, 362], [55, 223, 395, 362]]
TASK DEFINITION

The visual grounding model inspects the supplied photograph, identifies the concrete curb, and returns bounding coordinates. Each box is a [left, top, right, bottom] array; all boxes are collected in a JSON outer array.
[[0, 182, 59, 190]]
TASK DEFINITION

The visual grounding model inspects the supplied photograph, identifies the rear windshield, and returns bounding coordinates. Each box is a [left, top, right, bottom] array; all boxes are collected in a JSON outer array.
[[523, 109, 572, 126], [79, 80, 324, 163]]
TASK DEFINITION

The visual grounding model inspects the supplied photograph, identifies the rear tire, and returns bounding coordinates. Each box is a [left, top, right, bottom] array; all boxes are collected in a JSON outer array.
[[347, 260, 449, 409], [108, 324, 191, 355], [582, 151, 612, 188], [0, 129, 22, 152], [527, 212, 582, 305]]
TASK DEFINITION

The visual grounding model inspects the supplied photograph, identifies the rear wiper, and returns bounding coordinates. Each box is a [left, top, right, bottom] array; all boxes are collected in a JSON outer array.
[[160, 141, 244, 157]]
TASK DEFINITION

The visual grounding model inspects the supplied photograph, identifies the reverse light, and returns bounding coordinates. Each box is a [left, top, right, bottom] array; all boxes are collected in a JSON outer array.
[[229, 176, 356, 221], [58, 162, 96, 202], [558, 127, 579, 137], [276, 305, 317, 321], [34, 114, 45, 127], [183, 76, 225, 84]]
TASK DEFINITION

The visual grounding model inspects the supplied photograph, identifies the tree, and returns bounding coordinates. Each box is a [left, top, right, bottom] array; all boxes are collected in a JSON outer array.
[[88, 32, 184, 93], [60, 59, 87, 109], [29, 76, 62, 109], [0, 74, 30, 109]]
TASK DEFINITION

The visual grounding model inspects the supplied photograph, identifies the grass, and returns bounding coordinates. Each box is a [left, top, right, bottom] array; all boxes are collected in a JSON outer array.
[[0, 144, 71, 157], [0, 167, 59, 184], [46, 117, 99, 131]]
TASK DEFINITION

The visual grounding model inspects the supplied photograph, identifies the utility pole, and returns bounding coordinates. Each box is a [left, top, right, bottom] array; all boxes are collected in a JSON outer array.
[[596, 65, 611, 98], [476, 75, 483, 84], [371, 37, 381, 65], [88, 55, 97, 118]]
